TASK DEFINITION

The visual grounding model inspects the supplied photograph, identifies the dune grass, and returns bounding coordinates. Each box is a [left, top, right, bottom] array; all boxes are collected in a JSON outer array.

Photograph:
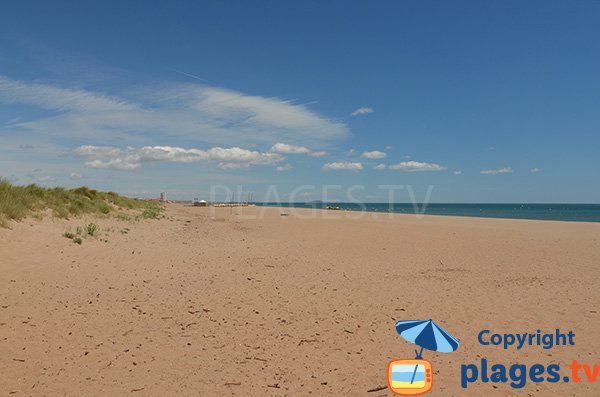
[[0, 178, 162, 227]]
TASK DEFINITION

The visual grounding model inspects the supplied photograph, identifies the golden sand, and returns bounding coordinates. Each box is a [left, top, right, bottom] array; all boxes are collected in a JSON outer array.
[[1, 204, 599, 396]]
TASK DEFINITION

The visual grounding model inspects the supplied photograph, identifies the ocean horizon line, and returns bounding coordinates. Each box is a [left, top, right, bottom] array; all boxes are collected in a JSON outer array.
[[252, 202, 600, 223]]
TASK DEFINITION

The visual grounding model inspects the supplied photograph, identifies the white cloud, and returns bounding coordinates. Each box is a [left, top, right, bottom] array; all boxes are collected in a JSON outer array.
[[217, 162, 251, 170], [85, 158, 141, 171], [69, 171, 84, 180], [0, 75, 348, 147], [346, 149, 356, 156], [73, 146, 124, 158], [453, 170, 462, 175], [530, 167, 541, 173], [351, 107, 373, 116], [38, 175, 56, 183], [389, 161, 447, 172], [361, 150, 387, 159], [270, 143, 326, 157], [73, 145, 285, 171], [480, 167, 513, 175], [270, 143, 311, 154], [322, 162, 363, 172], [374, 163, 387, 170], [276, 164, 292, 172]]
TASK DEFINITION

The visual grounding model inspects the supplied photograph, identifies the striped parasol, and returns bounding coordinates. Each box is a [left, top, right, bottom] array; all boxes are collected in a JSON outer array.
[[395, 319, 459, 358]]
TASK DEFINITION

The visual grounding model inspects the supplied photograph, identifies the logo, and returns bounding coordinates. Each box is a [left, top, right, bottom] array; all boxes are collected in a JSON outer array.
[[460, 328, 600, 390], [388, 319, 459, 395], [388, 359, 433, 395]]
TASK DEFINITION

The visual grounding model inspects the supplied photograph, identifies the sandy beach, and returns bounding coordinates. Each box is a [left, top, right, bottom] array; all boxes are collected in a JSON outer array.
[[1, 204, 599, 396]]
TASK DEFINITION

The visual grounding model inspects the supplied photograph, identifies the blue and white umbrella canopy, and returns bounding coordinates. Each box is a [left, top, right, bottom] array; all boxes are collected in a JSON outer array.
[[395, 319, 459, 354]]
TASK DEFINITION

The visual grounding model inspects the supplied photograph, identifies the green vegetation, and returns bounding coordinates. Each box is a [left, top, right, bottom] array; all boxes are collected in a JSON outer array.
[[63, 230, 82, 244], [115, 213, 131, 221], [86, 222, 99, 236], [0, 178, 162, 227], [63, 223, 99, 244], [142, 206, 161, 219]]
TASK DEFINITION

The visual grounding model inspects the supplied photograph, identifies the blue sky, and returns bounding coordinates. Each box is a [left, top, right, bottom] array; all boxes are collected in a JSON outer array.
[[1, 1, 599, 203]]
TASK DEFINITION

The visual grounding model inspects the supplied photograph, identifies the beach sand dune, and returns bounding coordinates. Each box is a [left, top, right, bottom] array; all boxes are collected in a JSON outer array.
[[1, 205, 599, 396]]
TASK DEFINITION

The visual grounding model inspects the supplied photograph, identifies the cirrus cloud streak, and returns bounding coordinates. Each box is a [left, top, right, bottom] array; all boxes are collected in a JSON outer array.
[[0, 75, 348, 147]]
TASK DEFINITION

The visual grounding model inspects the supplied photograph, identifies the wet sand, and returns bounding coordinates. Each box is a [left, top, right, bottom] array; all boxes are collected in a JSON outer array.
[[1, 204, 599, 396]]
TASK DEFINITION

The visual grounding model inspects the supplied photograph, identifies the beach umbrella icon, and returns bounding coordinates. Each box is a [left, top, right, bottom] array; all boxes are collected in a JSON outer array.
[[394, 319, 459, 385], [395, 319, 459, 357]]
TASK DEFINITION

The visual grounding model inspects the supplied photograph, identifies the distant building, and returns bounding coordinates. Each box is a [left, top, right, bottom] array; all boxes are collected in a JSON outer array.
[[160, 192, 167, 202], [193, 199, 208, 207]]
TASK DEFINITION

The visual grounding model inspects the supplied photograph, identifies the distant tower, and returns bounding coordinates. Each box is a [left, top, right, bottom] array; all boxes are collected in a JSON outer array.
[[160, 192, 167, 202]]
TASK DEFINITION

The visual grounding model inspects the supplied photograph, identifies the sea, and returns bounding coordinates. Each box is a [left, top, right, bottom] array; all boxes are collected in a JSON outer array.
[[256, 203, 600, 222]]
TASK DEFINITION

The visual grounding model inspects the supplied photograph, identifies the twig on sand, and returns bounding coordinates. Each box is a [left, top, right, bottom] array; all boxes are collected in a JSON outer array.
[[367, 385, 388, 392], [298, 338, 318, 346], [131, 387, 145, 392], [224, 382, 241, 386]]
